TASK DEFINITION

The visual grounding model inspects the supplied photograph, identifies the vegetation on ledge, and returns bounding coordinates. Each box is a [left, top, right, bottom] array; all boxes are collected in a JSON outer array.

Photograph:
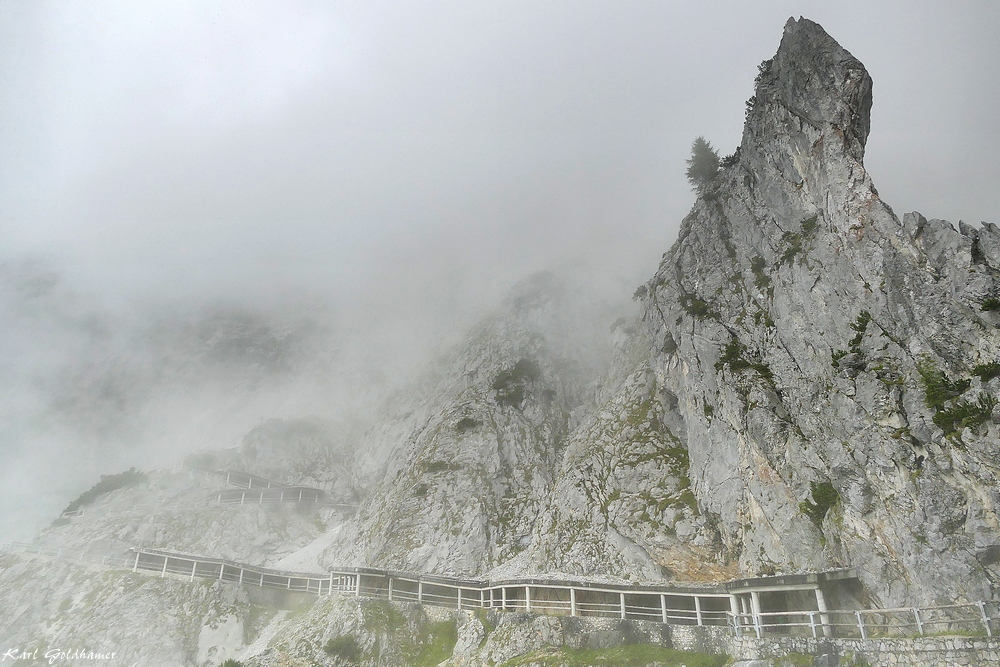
[[501, 645, 729, 667], [800, 481, 839, 529], [917, 358, 971, 411], [63, 467, 146, 514]]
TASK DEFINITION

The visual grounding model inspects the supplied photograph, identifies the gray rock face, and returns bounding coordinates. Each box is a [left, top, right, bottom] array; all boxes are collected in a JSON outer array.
[[521, 324, 732, 582], [237, 418, 359, 501], [638, 17, 1000, 606], [323, 273, 616, 576], [4, 16, 1000, 667]]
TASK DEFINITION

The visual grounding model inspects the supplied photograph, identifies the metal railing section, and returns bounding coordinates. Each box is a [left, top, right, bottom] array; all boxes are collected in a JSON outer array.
[[2, 542, 133, 569], [6, 542, 997, 640], [730, 604, 998, 639]]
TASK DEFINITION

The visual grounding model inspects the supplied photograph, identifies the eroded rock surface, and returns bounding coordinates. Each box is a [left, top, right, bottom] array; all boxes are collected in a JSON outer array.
[[636, 17, 1000, 607]]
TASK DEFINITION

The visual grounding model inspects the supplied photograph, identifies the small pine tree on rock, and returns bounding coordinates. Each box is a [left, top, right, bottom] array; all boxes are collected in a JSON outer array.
[[685, 136, 720, 190]]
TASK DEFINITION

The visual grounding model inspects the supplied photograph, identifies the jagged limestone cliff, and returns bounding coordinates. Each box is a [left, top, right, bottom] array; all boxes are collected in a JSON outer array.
[[520, 320, 731, 583], [636, 17, 1000, 607], [323, 274, 616, 576]]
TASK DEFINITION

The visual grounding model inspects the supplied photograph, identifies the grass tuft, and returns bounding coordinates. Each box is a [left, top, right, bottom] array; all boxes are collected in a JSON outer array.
[[501, 645, 729, 667]]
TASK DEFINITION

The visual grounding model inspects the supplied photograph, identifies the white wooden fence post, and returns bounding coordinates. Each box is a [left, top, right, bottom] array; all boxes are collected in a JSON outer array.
[[856, 611, 867, 640], [571, 588, 578, 617], [815, 587, 832, 638], [661, 594, 668, 624], [913, 608, 924, 635], [525, 587, 530, 613], [695, 596, 703, 626], [979, 601, 993, 637], [750, 592, 762, 638], [620, 592, 626, 620], [729, 595, 741, 634]]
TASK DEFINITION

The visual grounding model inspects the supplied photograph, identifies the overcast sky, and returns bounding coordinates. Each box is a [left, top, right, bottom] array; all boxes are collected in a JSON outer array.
[[0, 1, 998, 542], [2, 0, 998, 309]]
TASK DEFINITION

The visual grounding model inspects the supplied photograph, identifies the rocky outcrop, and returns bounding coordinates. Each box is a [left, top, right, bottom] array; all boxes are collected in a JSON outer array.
[[638, 17, 1000, 607], [323, 273, 616, 576], [521, 321, 732, 582], [237, 418, 359, 501], [0, 553, 256, 667]]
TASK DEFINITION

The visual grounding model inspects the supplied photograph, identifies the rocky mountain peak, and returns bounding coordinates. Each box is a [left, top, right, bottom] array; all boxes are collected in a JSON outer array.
[[743, 17, 873, 167], [638, 17, 1000, 608]]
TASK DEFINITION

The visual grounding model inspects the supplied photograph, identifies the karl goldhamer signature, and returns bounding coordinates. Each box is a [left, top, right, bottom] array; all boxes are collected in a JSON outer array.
[[2, 647, 120, 664]]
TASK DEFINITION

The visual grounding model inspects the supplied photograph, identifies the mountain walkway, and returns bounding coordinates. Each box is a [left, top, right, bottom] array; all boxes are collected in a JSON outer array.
[[57, 469, 356, 519], [4, 542, 997, 640], [8, 540, 990, 640], [15, 468, 998, 640]]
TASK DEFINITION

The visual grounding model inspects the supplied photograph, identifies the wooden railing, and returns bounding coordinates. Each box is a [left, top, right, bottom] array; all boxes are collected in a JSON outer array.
[[129, 547, 333, 595], [213, 487, 325, 505], [1, 542, 133, 569], [5, 542, 996, 640], [731, 604, 998, 639], [56, 469, 356, 519]]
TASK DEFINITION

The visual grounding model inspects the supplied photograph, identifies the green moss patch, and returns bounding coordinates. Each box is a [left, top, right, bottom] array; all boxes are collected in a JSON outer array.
[[401, 619, 458, 667], [917, 359, 971, 411], [916, 357, 993, 438], [973, 362, 1000, 382], [493, 359, 541, 407], [501, 645, 729, 667], [715, 339, 772, 380], [679, 293, 716, 319], [800, 481, 839, 529], [933, 394, 996, 437], [848, 311, 872, 351], [751, 256, 771, 291], [322, 606, 457, 667]]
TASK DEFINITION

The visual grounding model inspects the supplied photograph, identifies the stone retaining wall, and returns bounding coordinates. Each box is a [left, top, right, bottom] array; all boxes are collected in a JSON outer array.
[[668, 625, 1000, 666]]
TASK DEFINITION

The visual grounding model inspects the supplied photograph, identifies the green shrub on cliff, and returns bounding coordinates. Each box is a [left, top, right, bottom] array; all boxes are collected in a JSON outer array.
[[63, 467, 145, 514], [917, 359, 970, 410], [800, 481, 839, 529], [685, 137, 719, 190]]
